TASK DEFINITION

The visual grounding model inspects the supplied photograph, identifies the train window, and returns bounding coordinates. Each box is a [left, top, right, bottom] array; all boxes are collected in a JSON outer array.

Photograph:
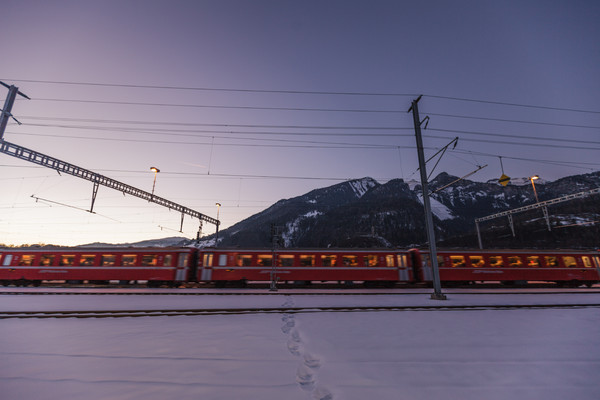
[[488, 256, 503, 267], [582, 257, 592, 268], [386, 255, 395, 267], [299, 255, 315, 267], [507, 256, 522, 267], [18, 255, 35, 266], [257, 255, 272, 266], [279, 255, 294, 267], [102, 255, 116, 266], [562, 256, 577, 268], [202, 253, 213, 267], [236, 255, 252, 267], [450, 256, 465, 268], [141, 255, 158, 266], [2, 254, 12, 266], [178, 254, 189, 268], [163, 254, 173, 267], [122, 255, 137, 266], [39, 254, 55, 266], [60, 255, 75, 266], [436, 256, 446, 267], [544, 256, 558, 267], [321, 255, 337, 267], [527, 256, 540, 268], [364, 255, 378, 267], [397, 254, 407, 268], [469, 256, 484, 267], [80, 255, 96, 266], [342, 255, 358, 267], [218, 254, 227, 266]]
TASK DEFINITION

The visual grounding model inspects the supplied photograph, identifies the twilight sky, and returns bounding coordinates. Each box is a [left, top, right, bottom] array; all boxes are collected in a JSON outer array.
[[1, 0, 599, 246]]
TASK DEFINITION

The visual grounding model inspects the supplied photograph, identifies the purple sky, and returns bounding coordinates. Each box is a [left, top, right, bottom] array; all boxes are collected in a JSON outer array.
[[1, 0, 599, 245]]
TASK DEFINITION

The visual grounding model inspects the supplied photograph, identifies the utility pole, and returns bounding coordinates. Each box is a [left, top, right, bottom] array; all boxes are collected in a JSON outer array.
[[270, 224, 282, 291], [408, 96, 446, 300], [0, 82, 30, 140]]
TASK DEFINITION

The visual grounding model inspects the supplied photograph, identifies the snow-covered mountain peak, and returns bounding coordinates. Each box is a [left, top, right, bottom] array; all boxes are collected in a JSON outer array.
[[348, 177, 378, 198]]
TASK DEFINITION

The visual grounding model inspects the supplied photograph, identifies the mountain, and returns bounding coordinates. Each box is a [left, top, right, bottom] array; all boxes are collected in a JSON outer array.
[[201, 171, 600, 249]]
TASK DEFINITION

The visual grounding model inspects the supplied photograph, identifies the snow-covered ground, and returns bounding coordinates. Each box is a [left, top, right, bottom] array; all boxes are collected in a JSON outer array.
[[1, 290, 599, 400]]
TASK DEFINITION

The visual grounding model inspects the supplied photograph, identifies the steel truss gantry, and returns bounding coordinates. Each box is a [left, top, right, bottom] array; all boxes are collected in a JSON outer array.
[[0, 139, 219, 231], [474, 188, 600, 248]]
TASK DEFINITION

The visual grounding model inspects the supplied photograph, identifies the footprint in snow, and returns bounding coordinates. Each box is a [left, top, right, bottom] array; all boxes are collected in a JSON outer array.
[[296, 364, 315, 391]]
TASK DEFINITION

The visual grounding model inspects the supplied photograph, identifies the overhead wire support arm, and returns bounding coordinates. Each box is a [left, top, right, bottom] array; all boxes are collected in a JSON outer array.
[[0, 140, 219, 227], [431, 164, 488, 194]]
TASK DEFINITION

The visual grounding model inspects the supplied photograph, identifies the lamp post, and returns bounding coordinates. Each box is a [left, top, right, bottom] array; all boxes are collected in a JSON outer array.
[[215, 202, 221, 246], [529, 175, 540, 203], [150, 167, 160, 198]]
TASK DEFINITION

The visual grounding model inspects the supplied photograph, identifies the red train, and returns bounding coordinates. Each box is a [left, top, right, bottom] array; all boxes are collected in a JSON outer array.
[[1, 246, 599, 287]]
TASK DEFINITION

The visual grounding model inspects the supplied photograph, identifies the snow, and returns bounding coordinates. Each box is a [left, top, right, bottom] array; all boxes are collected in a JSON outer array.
[[281, 211, 322, 246], [509, 177, 548, 186], [348, 178, 375, 198], [417, 194, 455, 220], [406, 179, 420, 190], [1, 290, 599, 400]]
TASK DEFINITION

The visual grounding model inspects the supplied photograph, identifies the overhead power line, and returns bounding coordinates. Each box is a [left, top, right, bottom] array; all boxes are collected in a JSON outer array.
[[28, 97, 403, 113], [427, 112, 600, 130], [5, 78, 416, 97], [17, 121, 600, 147], [18, 116, 409, 131], [427, 128, 600, 146], [6, 78, 599, 114], [423, 94, 600, 115]]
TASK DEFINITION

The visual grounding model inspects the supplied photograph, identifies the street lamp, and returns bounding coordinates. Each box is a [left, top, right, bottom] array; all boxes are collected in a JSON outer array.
[[529, 175, 540, 203], [150, 167, 160, 197], [215, 202, 221, 246]]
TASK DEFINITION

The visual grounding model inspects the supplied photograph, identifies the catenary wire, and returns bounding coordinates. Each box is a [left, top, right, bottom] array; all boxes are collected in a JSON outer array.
[[5, 78, 600, 114]]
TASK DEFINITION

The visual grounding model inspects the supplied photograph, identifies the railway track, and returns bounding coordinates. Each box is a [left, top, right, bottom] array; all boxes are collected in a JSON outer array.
[[2, 303, 600, 319], [1, 286, 599, 296]]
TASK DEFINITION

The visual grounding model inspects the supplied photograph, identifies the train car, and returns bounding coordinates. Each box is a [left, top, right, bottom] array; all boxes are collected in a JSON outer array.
[[415, 249, 600, 287], [0, 247, 196, 287], [2, 245, 598, 288], [196, 248, 415, 286]]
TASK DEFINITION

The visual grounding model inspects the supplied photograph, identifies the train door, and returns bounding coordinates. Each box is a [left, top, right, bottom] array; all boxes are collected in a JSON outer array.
[[397, 253, 409, 281], [408, 249, 425, 283], [593, 256, 600, 281], [200, 253, 214, 281], [175, 252, 189, 281]]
